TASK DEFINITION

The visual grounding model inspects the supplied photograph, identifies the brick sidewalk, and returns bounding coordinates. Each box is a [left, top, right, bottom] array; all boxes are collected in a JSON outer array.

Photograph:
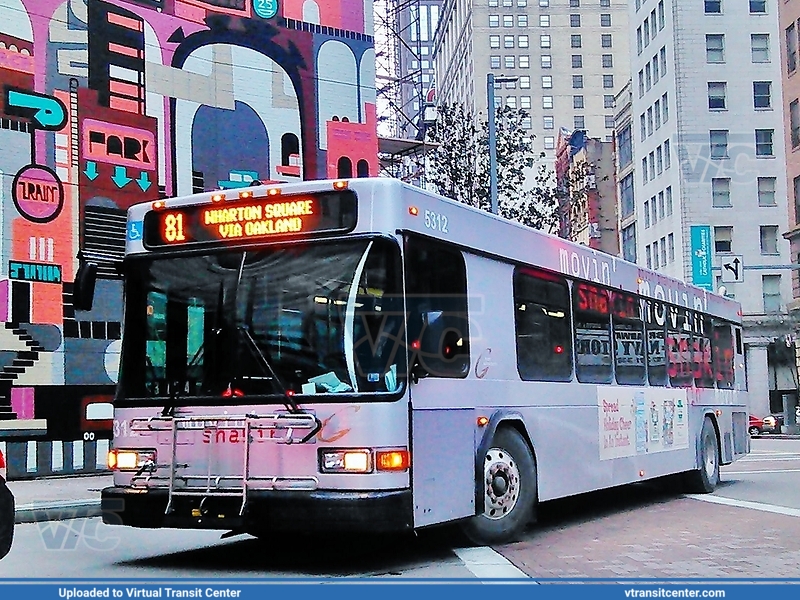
[[499, 494, 800, 579]]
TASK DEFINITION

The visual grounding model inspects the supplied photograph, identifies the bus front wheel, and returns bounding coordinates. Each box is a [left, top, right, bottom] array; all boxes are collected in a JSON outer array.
[[684, 416, 720, 493], [461, 427, 536, 545]]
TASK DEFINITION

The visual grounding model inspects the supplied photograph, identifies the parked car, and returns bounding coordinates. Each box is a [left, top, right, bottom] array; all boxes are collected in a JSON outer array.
[[762, 414, 784, 434], [0, 448, 13, 559], [749, 415, 765, 436]]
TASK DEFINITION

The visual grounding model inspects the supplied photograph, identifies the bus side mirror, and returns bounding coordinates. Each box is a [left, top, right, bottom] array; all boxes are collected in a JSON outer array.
[[73, 260, 98, 311]]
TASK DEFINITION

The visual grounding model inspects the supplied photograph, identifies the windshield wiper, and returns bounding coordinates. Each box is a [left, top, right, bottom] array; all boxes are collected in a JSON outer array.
[[236, 326, 299, 414]]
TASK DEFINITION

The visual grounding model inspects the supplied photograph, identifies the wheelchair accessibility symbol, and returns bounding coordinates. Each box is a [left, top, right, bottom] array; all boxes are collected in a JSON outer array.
[[127, 221, 143, 241]]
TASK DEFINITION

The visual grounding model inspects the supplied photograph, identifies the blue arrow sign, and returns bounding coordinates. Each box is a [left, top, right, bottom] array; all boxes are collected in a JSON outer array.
[[111, 166, 132, 188], [5, 88, 67, 130], [136, 171, 152, 192], [84, 161, 98, 181]]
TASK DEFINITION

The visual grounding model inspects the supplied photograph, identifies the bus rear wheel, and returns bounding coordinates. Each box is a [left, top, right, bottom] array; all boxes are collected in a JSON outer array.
[[460, 427, 536, 545], [684, 416, 720, 493]]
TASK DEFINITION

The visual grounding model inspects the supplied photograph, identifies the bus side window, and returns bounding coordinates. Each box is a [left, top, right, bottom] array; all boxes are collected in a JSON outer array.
[[612, 291, 646, 385], [573, 283, 613, 384], [645, 299, 668, 386], [694, 314, 714, 388], [667, 306, 693, 387], [513, 267, 572, 382], [712, 321, 735, 389], [404, 237, 470, 378]]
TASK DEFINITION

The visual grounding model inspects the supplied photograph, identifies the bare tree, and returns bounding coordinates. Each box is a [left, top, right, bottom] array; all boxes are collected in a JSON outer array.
[[426, 102, 559, 232]]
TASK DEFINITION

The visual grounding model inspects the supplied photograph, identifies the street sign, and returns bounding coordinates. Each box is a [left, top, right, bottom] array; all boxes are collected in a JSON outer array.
[[721, 255, 744, 283]]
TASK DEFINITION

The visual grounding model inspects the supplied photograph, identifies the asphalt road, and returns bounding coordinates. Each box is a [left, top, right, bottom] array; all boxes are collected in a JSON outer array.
[[0, 438, 798, 581]]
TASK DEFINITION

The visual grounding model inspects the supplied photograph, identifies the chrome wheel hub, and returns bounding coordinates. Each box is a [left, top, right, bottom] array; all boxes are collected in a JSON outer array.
[[483, 447, 520, 520]]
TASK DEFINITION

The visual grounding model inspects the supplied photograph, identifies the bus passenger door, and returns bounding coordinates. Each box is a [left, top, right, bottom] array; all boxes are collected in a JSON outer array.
[[405, 235, 475, 527]]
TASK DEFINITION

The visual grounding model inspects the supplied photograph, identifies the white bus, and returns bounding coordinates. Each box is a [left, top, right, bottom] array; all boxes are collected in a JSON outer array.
[[94, 178, 749, 544]]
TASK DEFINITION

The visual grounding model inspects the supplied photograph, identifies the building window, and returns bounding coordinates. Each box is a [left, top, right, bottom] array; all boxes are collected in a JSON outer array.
[[662, 93, 669, 122], [604, 115, 615, 129], [601, 34, 612, 48], [644, 199, 651, 228], [637, 27, 643, 55], [787, 24, 798, 74], [574, 115, 585, 129], [540, 15, 550, 27], [666, 186, 673, 215], [660, 47, 667, 74], [758, 177, 777, 206], [521, 96, 531, 109], [489, 0, 499, 5], [600, 13, 611, 27], [504, 35, 515, 48], [602, 74, 614, 88], [543, 115, 554, 129], [795, 176, 800, 225], [642, 158, 649, 184], [708, 82, 726, 110], [620, 173, 635, 218], [658, 0, 665, 28], [520, 75, 531, 88], [602, 54, 613, 68], [618, 125, 632, 168], [646, 245, 652, 269], [573, 75, 584, 89], [570, 0, 579, 6], [706, 34, 725, 63], [640, 114, 647, 141], [522, 117, 532, 129], [519, 55, 530, 68], [664, 139, 671, 169], [658, 191, 665, 219], [503, 15, 514, 27], [543, 96, 553, 109], [518, 15, 528, 27], [755, 129, 774, 156], [572, 55, 583, 68], [489, 15, 499, 27], [710, 130, 728, 158], [540, 0, 550, 5], [490, 56, 501, 69], [505, 55, 515, 68], [712, 178, 731, 207], [506, 96, 517, 108], [541, 35, 551, 48], [519, 35, 530, 48], [751, 34, 770, 63], [791, 99, 800, 148], [753, 81, 771, 109], [604, 95, 614, 109], [574, 95, 584, 109], [622, 225, 637, 263], [749, 0, 766, 13], [638, 70, 645, 97], [542, 75, 553, 88], [571, 35, 582, 48], [653, 242, 661, 269], [570, 14, 581, 27], [540, 54, 551, 68], [544, 136, 555, 149], [714, 226, 732, 253], [705, 0, 721, 13], [490, 35, 501, 49], [601, 0, 610, 6], [760, 226, 779, 254], [762, 275, 782, 313]]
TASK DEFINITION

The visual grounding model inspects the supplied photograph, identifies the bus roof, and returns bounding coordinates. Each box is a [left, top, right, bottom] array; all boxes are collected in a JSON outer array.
[[127, 178, 742, 323]]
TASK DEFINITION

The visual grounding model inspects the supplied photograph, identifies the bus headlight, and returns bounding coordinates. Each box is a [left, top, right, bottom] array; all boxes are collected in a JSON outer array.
[[108, 448, 156, 471], [319, 449, 372, 473]]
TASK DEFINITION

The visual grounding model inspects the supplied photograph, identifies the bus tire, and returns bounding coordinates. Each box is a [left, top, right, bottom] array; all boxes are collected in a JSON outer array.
[[0, 480, 13, 560], [684, 416, 720, 494], [460, 427, 536, 545]]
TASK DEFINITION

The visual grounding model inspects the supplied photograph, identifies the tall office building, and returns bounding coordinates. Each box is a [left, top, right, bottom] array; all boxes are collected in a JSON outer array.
[[433, 0, 629, 159], [398, 1, 443, 139], [623, 0, 794, 416]]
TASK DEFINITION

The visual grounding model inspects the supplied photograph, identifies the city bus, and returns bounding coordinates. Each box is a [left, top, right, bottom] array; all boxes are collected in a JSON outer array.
[[94, 177, 749, 544]]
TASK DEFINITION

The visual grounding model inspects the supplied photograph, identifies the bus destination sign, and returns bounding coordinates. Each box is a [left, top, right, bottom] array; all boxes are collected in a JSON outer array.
[[143, 191, 357, 248]]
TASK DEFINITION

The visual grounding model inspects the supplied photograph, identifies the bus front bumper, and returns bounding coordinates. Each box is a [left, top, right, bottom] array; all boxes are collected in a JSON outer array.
[[101, 486, 413, 534]]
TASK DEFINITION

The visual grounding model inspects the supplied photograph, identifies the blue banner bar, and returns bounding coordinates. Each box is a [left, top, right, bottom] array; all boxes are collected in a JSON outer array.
[[0, 582, 799, 600]]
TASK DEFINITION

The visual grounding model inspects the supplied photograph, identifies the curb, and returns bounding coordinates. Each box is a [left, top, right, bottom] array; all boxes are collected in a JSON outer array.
[[14, 500, 102, 524]]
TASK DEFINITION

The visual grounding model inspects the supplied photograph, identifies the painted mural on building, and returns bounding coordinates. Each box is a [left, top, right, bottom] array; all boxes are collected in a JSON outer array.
[[0, 0, 377, 447]]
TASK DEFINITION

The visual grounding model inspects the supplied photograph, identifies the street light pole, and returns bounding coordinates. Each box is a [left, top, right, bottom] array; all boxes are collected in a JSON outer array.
[[487, 73, 518, 215], [487, 73, 499, 215]]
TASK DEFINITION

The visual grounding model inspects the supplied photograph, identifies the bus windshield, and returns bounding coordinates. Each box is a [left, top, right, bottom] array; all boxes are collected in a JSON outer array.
[[119, 237, 405, 405]]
